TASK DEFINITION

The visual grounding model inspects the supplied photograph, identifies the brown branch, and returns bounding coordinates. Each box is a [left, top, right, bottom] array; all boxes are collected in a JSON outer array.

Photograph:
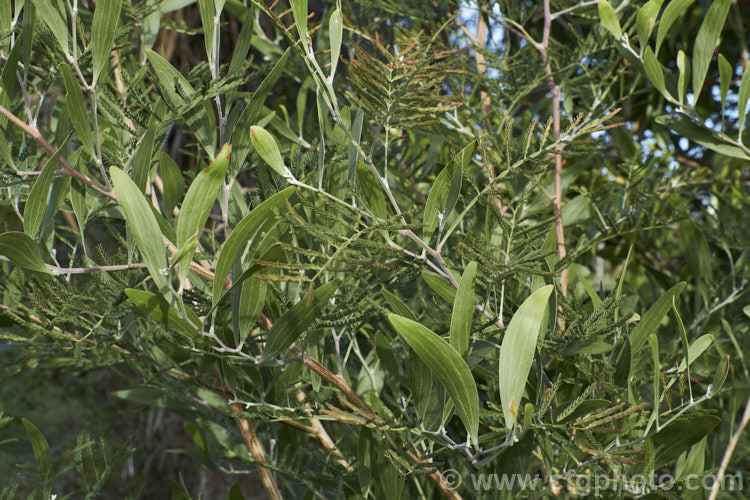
[[0, 103, 114, 199], [229, 402, 285, 500], [540, 0, 568, 296]]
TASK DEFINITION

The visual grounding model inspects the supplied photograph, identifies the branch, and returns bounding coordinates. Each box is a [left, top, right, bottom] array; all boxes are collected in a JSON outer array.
[[0, 103, 115, 199], [229, 402, 285, 500], [540, 0, 568, 296], [709, 395, 750, 500]]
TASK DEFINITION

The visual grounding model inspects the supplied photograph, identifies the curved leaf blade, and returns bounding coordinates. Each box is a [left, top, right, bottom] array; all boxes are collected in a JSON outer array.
[[498, 285, 554, 430], [450, 261, 477, 357], [691, 0, 731, 103], [0, 231, 50, 274], [175, 143, 231, 281], [261, 280, 339, 361], [110, 167, 168, 292], [125, 288, 201, 338], [629, 282, 686, 356], [91, 0, 122, 87], [388, 314, 479, 446], [212, 186, 295, 305]]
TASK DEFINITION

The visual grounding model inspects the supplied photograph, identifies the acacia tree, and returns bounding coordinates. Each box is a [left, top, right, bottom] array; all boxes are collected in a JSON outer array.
[[1, 0, 749, 498]]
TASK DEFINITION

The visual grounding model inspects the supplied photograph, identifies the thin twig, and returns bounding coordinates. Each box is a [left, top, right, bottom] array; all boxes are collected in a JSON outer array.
[[540, 0, 568, 296], [708, 396, 750, 500], [0, 103, 114, 198]]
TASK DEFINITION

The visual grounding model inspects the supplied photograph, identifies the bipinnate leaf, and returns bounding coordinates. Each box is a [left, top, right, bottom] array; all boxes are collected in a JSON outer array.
[[629, 282, 686, 356], [212, 186, 296, 305], [175, 143, 231, 282], [250, 126, 291, 179], [125, 288, 201, 338], [388, 314, 479, 446], [261, 280, 339, 361], [450, 261, 477, 358], [598, 0, 621, 39], [110, 167, 168, 292], [0, 232, 50, 274], [498, 285, 553, 430], [91, 0, 122, 87], [691, 0, 731, 103]]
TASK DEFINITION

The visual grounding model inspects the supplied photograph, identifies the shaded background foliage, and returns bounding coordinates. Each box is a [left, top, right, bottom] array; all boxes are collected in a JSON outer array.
[[0, 0, 749, 498]]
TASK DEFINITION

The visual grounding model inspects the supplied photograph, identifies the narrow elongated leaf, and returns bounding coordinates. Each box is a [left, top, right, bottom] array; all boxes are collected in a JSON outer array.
[[738, 67, 750, 139], [498, 285, 553, 430], [261, 280, 339, 361], [30, 0, 68, 55], [712, 354, 729, 392], [718, 54, 731, 120], [655, 116, 750, 160], [423, 164, 452, 238], [250, 126, 290, 178], [629, 282, 686, 356], [643, 46, 668, 97], [356, 165, 386, 219], [382, 290, 415, 320], [450, 261, 477, 357], [21, 419, 52, 483], [329, 7, 343, 79], [60, 64, 94, 158], [656, 0, 695, 55], [91, 0, 122, 87], [389, 314, 479, 445], [421, 270, 456, 304], [125, 289, 201, 338], [691, 0, 731, 103], [598, 0, 621, 39], [175, 143, 231, 279], [212, 186, 295, 304], [110, 167, 168, 292], [145, 49, 195, 107], [231, 48, 289, 174], [636, 0, 663, 49], [290, 0, 308, 52], [24, 148, 62, 239], [160, 152, 186, 219], [677, 50, 690, 105], [0, 232, 50, 274], [649, 334, 660, 428], [228, 10, 254, 75], [198, 0, 215, 64], [652, 411, 720, 466], [677, 334, 715, 372], [129, 124, 157, 193]]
